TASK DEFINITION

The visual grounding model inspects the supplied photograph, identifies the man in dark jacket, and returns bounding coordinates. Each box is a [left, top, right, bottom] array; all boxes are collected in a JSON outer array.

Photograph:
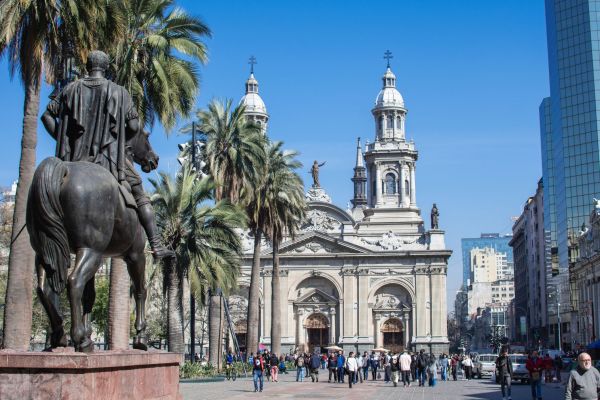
[[328, 353, 338, 383], [417, 349, 427, 386], [495, 347, 513, 400], [310, 352, 321, 382], [337, 351, 346, 383]]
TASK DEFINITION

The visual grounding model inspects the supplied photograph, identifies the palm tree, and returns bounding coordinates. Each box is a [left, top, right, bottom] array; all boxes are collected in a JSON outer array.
[[263, 142, 306, 355], [0, 0, 65, 350], [150, 166, 245, 355], [112, 0, 210, 130], [191, 98, 266, 363]]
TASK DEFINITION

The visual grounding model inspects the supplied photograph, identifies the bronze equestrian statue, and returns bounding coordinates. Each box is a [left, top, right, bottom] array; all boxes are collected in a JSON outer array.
[[27, 50, 173, 352]]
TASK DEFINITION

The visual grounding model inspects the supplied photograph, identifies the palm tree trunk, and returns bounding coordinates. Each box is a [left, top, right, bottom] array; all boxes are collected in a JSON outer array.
[[246, 229, 262, 356], [2, 80, 40, 350], [271, 239, 281, 355], [108, 258, 130, 350], [208, 291, 223, 369], [166, 259, 184, 354]]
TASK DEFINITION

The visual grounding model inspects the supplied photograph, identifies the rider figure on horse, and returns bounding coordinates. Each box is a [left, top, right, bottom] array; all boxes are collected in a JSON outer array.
[[41, 50, 174, 261]]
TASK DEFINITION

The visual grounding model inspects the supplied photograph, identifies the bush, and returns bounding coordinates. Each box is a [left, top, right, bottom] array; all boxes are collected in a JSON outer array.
[[180, 361, 217, 379]]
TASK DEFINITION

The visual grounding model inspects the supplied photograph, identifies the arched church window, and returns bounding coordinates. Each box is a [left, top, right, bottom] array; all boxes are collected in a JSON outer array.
[[397, 117, 402, 130], [385, 173, 396, 194], [387, 115, 394, 130], [405, 180, 410, 196], [379, 116, 384, 132]]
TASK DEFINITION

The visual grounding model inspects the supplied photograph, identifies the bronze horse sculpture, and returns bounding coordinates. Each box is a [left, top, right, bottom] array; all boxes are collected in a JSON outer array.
[[26, 130, 157, 352]]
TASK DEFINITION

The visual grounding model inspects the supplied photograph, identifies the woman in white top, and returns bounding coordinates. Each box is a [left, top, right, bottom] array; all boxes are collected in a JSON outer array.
[[346, 352, 358, 389]]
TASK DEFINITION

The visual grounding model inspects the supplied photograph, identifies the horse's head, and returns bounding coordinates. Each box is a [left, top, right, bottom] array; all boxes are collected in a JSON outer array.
[[129, 129, 159, 173]]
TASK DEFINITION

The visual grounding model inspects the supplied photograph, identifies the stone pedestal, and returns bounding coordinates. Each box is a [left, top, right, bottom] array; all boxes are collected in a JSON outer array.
[[0, 349, 182, 400]]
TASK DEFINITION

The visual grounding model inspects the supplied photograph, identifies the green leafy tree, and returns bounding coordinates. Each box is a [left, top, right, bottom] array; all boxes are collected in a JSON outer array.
[[262, 142, 306, 355], [190, 99, 266, 365], [150, 166, 245, 355]]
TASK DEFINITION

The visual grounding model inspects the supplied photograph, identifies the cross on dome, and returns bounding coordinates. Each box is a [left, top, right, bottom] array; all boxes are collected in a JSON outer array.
[[248, 55, 257, 74], [384, 50, 393, 68]]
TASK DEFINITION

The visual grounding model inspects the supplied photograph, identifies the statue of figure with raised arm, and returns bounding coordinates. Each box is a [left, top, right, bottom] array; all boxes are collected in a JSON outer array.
[[310, 160, 326, 187]]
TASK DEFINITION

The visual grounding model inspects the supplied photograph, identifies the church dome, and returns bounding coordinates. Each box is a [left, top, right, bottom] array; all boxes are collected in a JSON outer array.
[[239, 73, 267, 115], [374, 68, 404, 108]]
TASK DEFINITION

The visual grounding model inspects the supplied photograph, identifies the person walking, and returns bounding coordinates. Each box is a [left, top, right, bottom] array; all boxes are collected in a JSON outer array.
[[417, 349, 427, 386], [565, 352, 600, 400], [295, 353, 305, 382], [309, 352, 321, 382], [411, 354, 417, 382], [356, 353, 364, 383], [270, 352, 279, 382], [362, 351, 370, 381], [391, 355, 401, 387], [346, 352, 358, 389], [451, 355, 458, 381], [440, 354, 449, 381], [328, 353, 338, 383], [383, 352, 391, 383], [555, 355, 564, 383], [371, 352, 379, 380], [526, 350, 544, 400], [427, 353, 439, 387], [252, 353, 265, 392], [495, 346, 513, 400], [400, 350, 412, 387], [462, 354, 473, 380], [337, 351, 346, 383], [543, 353, 554, 383]]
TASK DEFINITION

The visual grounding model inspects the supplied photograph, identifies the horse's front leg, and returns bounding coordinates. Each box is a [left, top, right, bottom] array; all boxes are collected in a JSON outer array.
[[125, 242, 148, 351], [67, 248, 102, 353]]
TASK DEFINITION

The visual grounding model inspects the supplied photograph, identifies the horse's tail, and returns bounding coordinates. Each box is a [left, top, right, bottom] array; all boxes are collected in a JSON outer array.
[[27, 157, 70, 292]]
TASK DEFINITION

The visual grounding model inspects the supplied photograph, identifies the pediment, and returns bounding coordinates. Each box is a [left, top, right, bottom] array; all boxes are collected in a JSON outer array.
[[275, 231, 370, 255], [295, 288, 338, 304]]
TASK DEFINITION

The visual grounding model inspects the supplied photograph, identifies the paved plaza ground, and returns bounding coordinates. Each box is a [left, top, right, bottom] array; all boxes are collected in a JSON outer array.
[[180, 370, 569, 400]]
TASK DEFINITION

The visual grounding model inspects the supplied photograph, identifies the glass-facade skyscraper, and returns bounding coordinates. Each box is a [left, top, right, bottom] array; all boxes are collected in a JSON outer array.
[[461, 233, 513, 287], [542, 0, 600, 273]]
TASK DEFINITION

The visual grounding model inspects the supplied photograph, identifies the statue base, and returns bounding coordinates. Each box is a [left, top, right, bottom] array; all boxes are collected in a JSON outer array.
[[306, 185, 331, 203], [0, 349, 182, 400]]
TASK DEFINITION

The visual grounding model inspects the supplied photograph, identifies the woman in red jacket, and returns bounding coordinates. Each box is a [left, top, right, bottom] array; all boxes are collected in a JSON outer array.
[[525, 350, 544, 400]]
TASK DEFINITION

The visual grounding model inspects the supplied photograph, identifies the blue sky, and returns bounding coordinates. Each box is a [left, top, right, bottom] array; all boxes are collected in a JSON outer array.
[[0, 0, 549, 309]]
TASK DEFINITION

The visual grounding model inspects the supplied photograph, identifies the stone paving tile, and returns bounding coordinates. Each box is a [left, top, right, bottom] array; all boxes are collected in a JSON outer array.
[[180, 371, 568, 400]]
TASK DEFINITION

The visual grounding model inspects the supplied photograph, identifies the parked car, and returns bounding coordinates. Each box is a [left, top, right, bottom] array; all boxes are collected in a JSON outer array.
[[510, 354, 529, 383], [469, 353, 483, 379], [477, 354, 497, 378]]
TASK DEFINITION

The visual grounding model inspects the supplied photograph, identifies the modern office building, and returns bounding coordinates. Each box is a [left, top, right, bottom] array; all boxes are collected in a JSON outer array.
[[461, 234, 513, 287], [541, 0, 600, 347]]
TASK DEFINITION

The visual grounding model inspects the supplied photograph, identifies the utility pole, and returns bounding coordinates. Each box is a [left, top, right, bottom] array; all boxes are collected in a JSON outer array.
[[189, 122, 197, 363]]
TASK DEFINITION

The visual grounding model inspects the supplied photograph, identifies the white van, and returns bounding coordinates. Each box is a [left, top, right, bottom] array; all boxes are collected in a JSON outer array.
[[477, 354, 497, 377]]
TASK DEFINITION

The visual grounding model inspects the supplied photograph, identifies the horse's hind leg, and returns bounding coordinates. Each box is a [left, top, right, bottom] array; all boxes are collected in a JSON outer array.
[[67, 248, 102, 353], [82, 276, 96, 347], [125, 247, 147, 350], [35, 256, 67, 348]]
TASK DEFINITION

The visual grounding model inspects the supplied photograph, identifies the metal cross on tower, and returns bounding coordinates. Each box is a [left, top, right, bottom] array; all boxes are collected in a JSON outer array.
[[384, 50, 393, 68], [248, 55, 257, 74]]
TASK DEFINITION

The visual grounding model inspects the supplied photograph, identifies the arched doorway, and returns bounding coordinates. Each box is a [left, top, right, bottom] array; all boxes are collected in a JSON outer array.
[[381, 318, 404, 353], [305, 313, 329, 353], [234, 319, 247, 352]]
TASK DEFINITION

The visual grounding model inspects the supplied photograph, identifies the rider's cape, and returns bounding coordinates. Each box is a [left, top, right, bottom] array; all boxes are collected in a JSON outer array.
[[47, 77, 138, 183]]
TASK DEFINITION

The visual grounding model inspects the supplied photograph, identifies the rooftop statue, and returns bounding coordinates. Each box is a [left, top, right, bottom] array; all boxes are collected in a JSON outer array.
[[310, 160, 326, 187]]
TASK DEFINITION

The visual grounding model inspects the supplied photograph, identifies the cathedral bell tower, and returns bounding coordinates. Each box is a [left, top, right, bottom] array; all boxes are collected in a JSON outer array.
[[363, 52, 418, 210], [352, 137, 367, 208], [239, 56, 269, 134]]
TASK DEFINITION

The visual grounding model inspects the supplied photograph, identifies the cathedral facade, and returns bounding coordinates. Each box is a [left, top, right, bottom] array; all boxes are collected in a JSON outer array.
[[229, 63, 451, 355]]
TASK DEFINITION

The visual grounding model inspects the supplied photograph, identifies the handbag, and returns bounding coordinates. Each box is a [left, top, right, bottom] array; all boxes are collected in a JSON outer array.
[[377, 371, 382, 379]]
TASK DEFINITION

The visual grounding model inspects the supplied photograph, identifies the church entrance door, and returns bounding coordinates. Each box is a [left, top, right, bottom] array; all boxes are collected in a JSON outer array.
[[305, 313, 329, 353], [381, 318, 404, 353], [234, 320, 247, 352]]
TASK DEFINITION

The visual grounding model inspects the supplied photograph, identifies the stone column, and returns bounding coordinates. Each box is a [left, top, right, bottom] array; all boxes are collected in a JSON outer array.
[[374, 314, 382, 348], [280, 271, 289, 340], [296, 309, 304, 347], [342, 271, 355, 340], [415, 270, 429, 339], [410, 163, 416, 206], [400, 164, 406, 207], [263, 273, 272, 343], [431, 272, 441, 339], [358, 274, 369, 337], [375, 165, 382, 206], [330, 308, 336, 344], [404, 312, 410, 349]]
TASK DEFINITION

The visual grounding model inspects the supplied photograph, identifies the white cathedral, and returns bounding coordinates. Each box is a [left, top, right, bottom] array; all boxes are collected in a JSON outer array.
[[229, 60, 451, 355]]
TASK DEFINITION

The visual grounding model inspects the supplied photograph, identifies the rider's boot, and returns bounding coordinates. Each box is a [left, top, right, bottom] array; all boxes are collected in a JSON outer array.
[[137, 203, 175, 260]]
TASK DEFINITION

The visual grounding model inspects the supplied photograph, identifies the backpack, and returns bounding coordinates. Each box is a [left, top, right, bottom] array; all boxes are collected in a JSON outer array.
[[254, 358, 262, 369], [310, 355, 320, 369], [297, 357, 305, 367], [417, 354, 426, 368]]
